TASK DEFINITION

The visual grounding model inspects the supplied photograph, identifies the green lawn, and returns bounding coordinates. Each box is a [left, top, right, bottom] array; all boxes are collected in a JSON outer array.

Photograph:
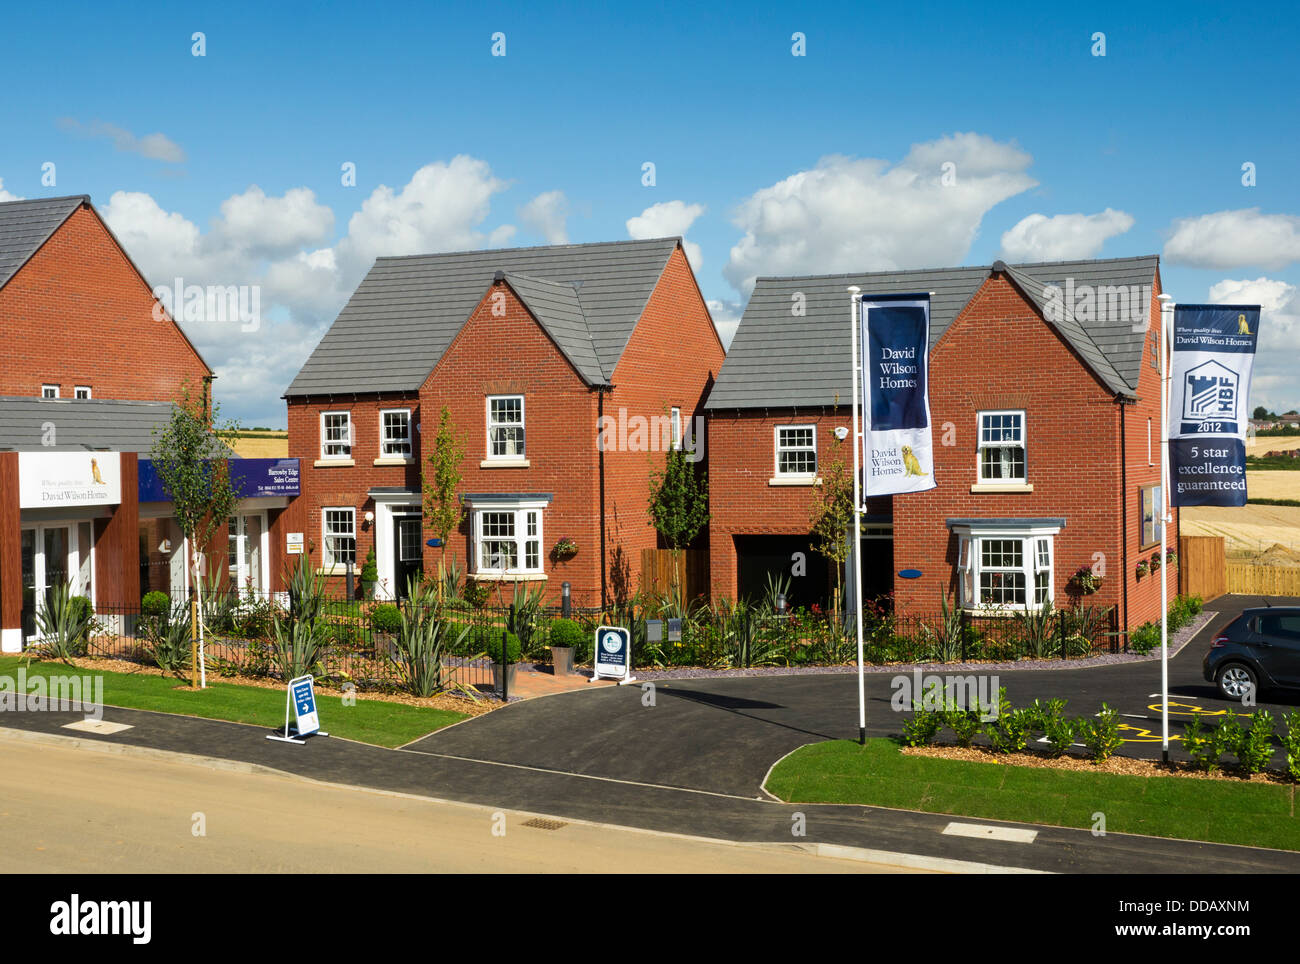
[[0, 656, 469, 748], [766, 739, 1300, 852]]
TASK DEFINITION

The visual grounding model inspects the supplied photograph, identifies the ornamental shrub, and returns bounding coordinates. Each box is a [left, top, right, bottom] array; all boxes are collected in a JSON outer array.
[[901, 704, 944, 747], [548, 618, 586, 649], [485, 632, 522, 664], [369, 603, 402, 635]]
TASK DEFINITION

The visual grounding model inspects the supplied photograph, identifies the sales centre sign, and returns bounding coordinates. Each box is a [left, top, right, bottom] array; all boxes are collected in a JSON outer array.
[[18, 452, 122, 508]]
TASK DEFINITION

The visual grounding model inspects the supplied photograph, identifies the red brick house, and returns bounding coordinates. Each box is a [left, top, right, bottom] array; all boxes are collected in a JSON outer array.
[[284, 238, 723, 606], [706, 255, 1177, 634], [0, 196, 214, 651]]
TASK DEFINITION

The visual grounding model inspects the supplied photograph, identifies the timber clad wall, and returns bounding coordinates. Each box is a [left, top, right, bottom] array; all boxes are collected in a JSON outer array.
[[0, 205, 210, 399]]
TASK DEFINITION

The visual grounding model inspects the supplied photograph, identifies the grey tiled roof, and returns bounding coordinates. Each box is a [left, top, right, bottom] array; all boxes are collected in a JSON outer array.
[[706, 265, 988, 410], [285, 238, 681, 397], [706, 255, 1160, 409], [502, 272, 605, 385], [0, 397, 177, 452], [0, 195, 87, 291]]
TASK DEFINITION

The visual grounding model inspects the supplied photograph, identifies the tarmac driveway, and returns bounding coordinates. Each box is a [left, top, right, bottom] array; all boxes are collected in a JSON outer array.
[[408, 594, 1300, 797]]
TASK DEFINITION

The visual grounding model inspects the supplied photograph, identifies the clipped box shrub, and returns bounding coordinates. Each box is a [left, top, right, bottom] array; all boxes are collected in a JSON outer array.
[[369, 603, 402, 635], [549, 618, 586, 649]]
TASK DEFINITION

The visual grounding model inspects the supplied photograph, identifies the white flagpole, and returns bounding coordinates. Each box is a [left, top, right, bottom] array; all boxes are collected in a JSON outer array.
[[849, 286, 867, 745], [1158, 293, 1174, 763]]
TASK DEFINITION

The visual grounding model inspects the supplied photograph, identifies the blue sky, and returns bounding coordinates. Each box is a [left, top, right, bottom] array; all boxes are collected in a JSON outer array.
[[2, 0, 1297, 425]]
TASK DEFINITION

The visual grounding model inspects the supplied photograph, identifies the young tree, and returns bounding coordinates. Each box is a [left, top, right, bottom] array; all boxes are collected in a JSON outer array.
[[149, 382, 241, 688], [647, 448, 710, 600], [809, 438, 855, 619], [422, 406, 465, 599], [648, 447, 710, 550]]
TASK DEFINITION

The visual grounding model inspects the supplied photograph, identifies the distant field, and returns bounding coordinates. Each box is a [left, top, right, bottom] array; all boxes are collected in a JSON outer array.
[[1248, 435, 1300, 455], [1248, 470, 1300, 501], [1182, 500, 1300, 556], [228, 430, 289, 459]]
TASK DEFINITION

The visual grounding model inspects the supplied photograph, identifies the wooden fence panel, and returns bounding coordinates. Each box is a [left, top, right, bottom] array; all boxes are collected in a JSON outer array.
[[1226, 563, 1300, 597], [639, 548, 709, 601], [1179, 535, 1226, 601]]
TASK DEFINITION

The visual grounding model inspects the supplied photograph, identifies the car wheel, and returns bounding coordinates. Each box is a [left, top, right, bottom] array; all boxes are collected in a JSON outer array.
[[1217, 663, 1258, 701]]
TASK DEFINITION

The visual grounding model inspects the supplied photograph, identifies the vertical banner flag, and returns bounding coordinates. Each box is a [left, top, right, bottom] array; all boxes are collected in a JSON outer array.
[[858, 294, 937, 496], [1168, 304, 1261, 507]]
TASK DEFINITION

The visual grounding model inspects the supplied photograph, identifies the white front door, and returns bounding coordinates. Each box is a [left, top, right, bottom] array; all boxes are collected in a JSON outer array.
[[20, 523, 82, 643], [227, 514, 266, 594]]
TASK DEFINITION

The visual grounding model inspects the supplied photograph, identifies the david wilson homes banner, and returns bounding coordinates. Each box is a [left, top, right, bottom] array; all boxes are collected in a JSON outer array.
[[859, 294, 938, 496]]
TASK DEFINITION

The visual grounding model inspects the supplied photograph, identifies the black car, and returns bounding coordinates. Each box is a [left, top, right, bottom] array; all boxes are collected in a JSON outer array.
[[1203, 607, 1300, 700]]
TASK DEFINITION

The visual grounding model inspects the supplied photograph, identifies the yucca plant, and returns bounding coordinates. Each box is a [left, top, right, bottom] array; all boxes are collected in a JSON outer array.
[[921, 593, 964, 662], [1016, 599, 1056, 659], [270, 558, 329, 679], [505, 581, 548, 658], [390, 576, 474, 698], [761, 571, 792, 615], [722, 597, 782, 668], [34, 582, 94, 661], [145, 599, 193, 675]]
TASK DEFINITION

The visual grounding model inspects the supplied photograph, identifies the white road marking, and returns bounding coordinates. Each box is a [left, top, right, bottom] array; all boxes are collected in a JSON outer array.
[[942, 822, 1038, 844], [62, 719, 133, 735]]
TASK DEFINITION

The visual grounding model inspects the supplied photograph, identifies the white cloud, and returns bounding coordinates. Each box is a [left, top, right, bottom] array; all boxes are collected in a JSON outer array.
[[336, 155, 512, 281], [723, 134, 1036, 296], [706, 298, 743, 348], [627, 200, 705, 270], [1208, 276, 1300, 412], [100, 157, 522, 426], [999, 208, 1134, 262], [58, 118, 186, 163], [518, 190, 569, 244], [213, 186, 334, 258], [0, 178, 23, 202], [1164, 208, 1300, 271]]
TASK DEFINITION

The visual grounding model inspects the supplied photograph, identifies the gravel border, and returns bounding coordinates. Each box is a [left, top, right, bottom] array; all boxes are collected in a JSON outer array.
[[623, 610, 1216, 681]]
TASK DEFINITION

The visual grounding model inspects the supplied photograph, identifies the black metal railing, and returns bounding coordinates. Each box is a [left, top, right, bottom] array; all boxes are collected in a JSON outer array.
[[45, 589, 1121, 691]]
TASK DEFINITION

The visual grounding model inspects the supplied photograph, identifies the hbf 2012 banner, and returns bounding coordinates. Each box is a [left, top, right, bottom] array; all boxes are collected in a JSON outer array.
[[1168, 304, 1261, 507], [858, 295, 937, 496]]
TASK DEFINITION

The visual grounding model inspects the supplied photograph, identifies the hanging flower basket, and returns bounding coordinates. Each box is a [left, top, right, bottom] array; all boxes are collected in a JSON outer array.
[[1136, 560, 1150, 579], [553, 537, 578, 559], [1068, 565, 1103, 596]]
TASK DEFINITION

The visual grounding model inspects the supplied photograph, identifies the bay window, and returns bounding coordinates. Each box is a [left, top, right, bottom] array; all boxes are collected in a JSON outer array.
[[467, 496, 548, 576], [952, 520, 1060, 612]]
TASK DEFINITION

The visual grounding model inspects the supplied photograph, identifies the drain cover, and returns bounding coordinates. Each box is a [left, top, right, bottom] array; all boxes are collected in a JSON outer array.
[[520, 817, 568, 831]]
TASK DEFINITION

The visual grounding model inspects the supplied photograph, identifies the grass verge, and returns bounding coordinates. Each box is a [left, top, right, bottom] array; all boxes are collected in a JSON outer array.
[[766, 739, 1300, 852], [0, 656, 468, 748]]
